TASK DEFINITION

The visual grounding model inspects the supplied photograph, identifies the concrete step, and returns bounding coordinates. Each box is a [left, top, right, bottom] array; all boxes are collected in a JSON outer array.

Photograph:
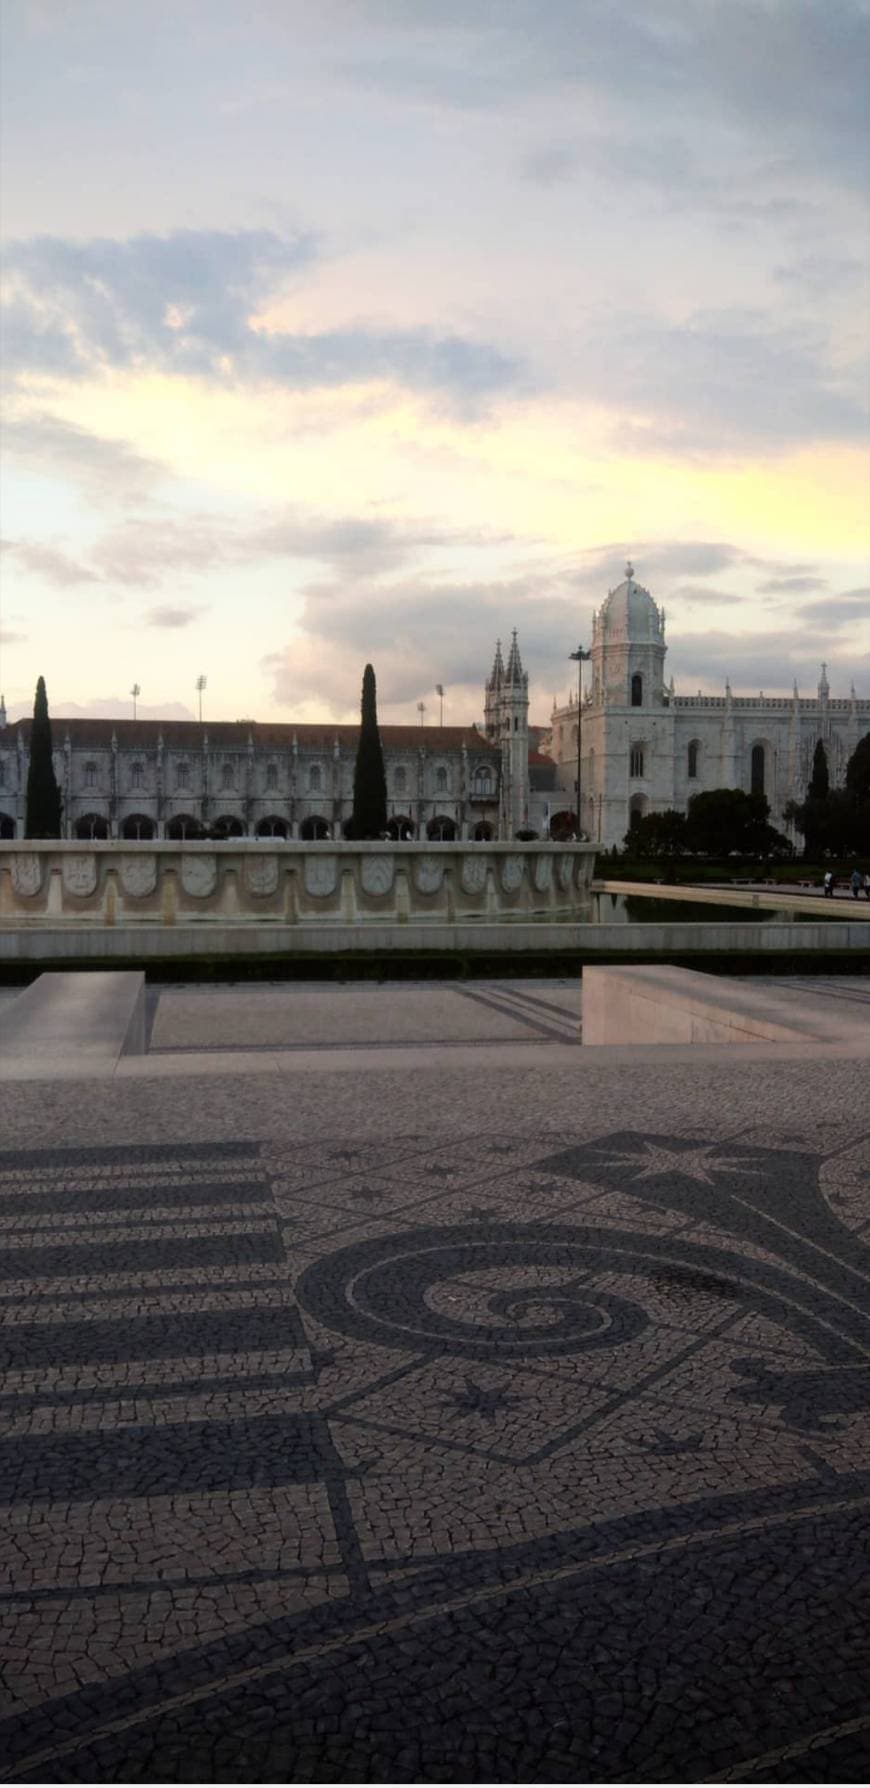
[[0, 972, 145, 1075]]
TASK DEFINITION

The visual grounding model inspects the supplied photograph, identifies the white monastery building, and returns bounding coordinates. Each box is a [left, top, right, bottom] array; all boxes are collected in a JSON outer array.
[[542, 564, 869, 849], [0, 565, 865, 844]]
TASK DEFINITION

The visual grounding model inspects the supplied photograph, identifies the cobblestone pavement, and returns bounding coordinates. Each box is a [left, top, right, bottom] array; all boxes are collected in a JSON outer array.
[[0, 1041, 869, 1781]]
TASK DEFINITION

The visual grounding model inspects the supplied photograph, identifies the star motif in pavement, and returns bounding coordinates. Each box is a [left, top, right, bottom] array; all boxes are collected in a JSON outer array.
[[590, 1139, 761, 1186], [442, 1376, 527, 1421]]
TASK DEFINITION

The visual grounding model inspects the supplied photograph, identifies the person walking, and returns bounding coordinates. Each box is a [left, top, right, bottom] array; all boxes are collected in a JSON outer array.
[[823, 870, 833, 897], [850, 868, 862, 899]]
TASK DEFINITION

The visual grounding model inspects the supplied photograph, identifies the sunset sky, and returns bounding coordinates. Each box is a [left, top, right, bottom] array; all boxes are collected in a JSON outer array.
[[1, 0, 868, 728]]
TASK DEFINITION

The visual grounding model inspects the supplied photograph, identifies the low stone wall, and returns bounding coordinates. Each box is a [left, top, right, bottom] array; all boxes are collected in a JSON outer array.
[[582, 964, 866, 1047], [0, 841, 596, 927]]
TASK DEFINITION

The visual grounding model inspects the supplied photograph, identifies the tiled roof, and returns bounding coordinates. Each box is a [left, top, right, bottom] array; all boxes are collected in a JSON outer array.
[[6, 718, 499, 755]]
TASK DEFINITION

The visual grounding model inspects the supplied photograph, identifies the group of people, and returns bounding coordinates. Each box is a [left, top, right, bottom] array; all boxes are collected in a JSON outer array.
[[823, 869, 870, 899]]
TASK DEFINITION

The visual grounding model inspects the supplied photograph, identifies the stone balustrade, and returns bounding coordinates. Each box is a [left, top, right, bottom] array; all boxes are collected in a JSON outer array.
[[0, 841, 596, 927]]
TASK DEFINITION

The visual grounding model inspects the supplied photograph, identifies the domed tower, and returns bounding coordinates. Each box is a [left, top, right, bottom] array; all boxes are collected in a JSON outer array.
[[588, 563, 674, 846], [591, 562, 667, 711]]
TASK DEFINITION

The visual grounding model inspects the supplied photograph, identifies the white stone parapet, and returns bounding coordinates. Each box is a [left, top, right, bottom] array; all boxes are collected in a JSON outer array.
[[0, 841, 597, 927]]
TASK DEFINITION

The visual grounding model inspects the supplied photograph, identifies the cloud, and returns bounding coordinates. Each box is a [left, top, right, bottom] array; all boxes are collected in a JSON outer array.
[[0, 626, 28, 646], [756, 575, 828, 594], [668, 627, 866, 697], [143, 604, 207, 629], [3, 228, 525, 407], [343, 2, 869, 190], [568, 308, 866, 452], [12, 504, 515, 592], [1, 413, 166, 502], [795, 588, 870, 628], [2, 537, 101, 586]]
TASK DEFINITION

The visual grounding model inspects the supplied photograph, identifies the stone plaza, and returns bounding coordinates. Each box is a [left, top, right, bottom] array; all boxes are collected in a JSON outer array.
[[0, 971, 869, 1781]]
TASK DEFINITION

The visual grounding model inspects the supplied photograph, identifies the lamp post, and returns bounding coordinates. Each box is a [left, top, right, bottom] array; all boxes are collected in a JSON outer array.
[[436, 683, 444, 726], [196, 675, 207, 724], [130, 682, 140, 720], [568, 646, 591, 838]]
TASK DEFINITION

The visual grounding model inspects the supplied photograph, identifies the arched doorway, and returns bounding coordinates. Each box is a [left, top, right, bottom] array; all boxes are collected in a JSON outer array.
[[472, 821, 494, 841], [387, 815, 415, 840], [628, 794, 648, 831], [255, 816, 288, 838], [0, 814, 15, 839], [751, 743, 766, 797], [300, 815, 330, 840], [167, 813, 204, 840], [121, 813, 156, 840], [427, 814, 456, 841], [75, 813, 109, 840], [210, 815, 245, 839]]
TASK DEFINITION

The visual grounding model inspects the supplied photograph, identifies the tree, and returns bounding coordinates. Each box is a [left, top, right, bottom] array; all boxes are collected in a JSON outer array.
[[846, 732, 870, 806], [623, 809, 688, 860], [25, 676, 63, 838], [809, 739, 829, 801], [684, 788, 791, 859], [351, 663, 387, 839]]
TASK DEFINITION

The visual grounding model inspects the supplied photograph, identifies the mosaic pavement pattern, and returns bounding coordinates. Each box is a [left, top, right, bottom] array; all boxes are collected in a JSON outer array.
[[0, 1122, 869, 1781]]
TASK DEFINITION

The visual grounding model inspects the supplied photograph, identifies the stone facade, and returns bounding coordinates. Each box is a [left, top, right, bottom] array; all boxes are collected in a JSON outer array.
[[544, 565, 869, 849], [0, 718, 502, 843]]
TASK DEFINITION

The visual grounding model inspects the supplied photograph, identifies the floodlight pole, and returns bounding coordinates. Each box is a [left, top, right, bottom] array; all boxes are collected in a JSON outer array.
[[130, 682, 140, 720]]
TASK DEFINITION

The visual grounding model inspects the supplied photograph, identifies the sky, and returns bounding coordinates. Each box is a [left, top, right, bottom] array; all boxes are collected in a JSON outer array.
[[1, 0, 868, 729]]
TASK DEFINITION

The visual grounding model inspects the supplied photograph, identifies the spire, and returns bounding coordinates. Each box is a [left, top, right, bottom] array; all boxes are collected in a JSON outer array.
[[624, 560, 634, 582], [0, 694, 6, 729], [819, 662, 830, 699], [488, 638, 504, 691], [505, 628, 524, 685]]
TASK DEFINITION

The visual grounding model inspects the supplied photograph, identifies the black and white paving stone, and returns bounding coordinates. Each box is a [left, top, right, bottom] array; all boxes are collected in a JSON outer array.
[[0, 1039, 868, 1781]]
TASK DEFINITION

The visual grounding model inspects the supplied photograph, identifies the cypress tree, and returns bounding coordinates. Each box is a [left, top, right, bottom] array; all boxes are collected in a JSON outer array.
[[25, 676, 63, 838], [809, 738, 829, 801], [351, 663, 388, 839]]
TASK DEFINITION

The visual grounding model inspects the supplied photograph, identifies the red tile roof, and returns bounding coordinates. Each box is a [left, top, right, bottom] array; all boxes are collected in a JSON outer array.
[[7, 718, 499, 755]]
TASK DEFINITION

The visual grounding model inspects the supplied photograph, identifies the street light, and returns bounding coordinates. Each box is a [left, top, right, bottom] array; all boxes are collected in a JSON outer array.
[[417, 701, 426, 727], [435, 683, 444, 726], [568, 645, 591, 838], [196, 674, 207, 723], [130, 682, 140, 720]]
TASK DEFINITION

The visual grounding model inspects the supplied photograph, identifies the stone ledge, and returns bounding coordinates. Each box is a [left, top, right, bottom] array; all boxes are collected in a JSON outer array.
[[582, 964, 867, 1047]]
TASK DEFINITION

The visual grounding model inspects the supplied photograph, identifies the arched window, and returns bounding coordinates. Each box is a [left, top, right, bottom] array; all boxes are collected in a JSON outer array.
[[176, 760, 189, 790], [631, 673, 643, 707], [309, 763, 322, 793], [265, 762, 278, 791], [688, 740, 700, 780], [436, 765, 448, 793], [221, 761, 234, 791], [629, 743, 645, 778], [85, 761, 97, 790], [130, 761, 144, 790], [751, 743, 765, 796], [394, 766, 407, 795], [472, 765, 493, 797]]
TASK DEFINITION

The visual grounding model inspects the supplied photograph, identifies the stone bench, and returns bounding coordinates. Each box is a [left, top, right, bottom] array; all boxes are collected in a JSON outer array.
[[582, 965, 865, 1048], [0, 971, 146, 1075]]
